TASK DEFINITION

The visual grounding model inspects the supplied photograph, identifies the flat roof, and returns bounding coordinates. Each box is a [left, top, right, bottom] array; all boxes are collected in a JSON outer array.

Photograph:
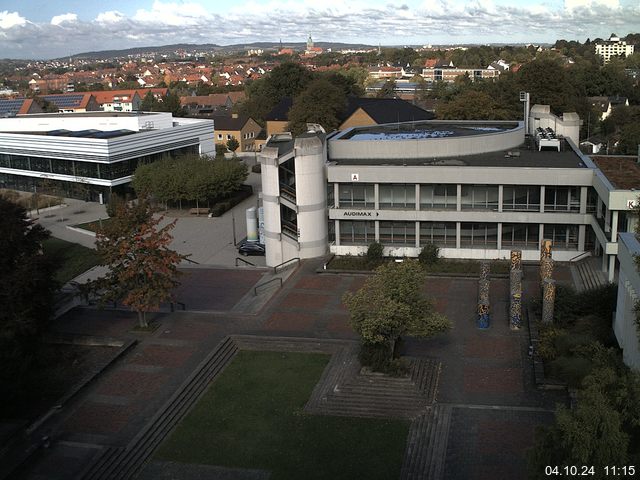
[[329, 140, 588, 169], [339, 121, 518, 141], [14, 111, 160, 119], [592, 155, 640, 190]]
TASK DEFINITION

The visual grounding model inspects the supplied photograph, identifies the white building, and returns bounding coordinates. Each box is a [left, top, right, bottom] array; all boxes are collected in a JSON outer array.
[[595, 34, 635, 64], [0, 111, 214, 202]]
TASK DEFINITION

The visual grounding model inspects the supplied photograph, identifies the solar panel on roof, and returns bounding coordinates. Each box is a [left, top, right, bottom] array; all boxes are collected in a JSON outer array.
[[68, 129, 101, 137], [46, 129, 72, 136], [0, 99, 26, 115], [43, 94, 85, 108], [91, 129, 135, 139]]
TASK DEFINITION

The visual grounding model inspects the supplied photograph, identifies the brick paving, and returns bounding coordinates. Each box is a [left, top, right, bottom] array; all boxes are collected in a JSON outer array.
[[15, 261, 571, 479]]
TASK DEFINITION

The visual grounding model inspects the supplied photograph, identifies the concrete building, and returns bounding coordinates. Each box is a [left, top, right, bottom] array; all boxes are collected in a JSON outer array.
[[258, 106, 638, 285], [0, 111, 214, 202], [614, 233, 640, 370], [595, 34, 635, 64]]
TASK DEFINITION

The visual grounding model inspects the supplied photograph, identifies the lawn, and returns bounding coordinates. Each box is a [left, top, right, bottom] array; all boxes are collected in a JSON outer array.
[[328, 255, 510, 275], [156, 350, 409, 480], [42, 237, 100, 284], [74, 217, 114, 233]]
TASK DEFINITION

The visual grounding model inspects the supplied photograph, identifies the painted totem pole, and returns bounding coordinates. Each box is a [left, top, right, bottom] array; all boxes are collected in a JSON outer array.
[[477, 261, 490, 329]]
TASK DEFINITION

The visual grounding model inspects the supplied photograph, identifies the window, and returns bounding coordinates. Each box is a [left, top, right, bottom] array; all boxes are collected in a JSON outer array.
[[460, 223, 498, 248], [379, 221, 415, 245], [544, 186, 580, 212], [420, 222, 456, 247], [461, 185, 498, 210], [226, 134, 232, 140], [379, 184, 415, 209], [338, 183, 374, 208], [543, 224, 578, 250], [339, 220, 375, 245], [420, 184, 456, 209], [502, 223, 539, 248], [217, 134, 223, 140], [502, 185, 540, 211]]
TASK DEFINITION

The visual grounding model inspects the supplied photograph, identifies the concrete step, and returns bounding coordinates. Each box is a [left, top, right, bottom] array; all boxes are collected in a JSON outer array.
[[82, 336, 239, 480]]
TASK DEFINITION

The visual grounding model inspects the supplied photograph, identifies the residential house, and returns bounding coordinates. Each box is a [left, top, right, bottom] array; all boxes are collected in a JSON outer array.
[[40, 93, 101, 113], [91, 90, 142, 112], [588, 96, 630, 121], [212, 114, 262, 152], [0, 98, 43, 117]]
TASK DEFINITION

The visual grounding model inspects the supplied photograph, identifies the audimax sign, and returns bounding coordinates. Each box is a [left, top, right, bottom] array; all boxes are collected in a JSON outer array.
[[342, 211, 379, 217]]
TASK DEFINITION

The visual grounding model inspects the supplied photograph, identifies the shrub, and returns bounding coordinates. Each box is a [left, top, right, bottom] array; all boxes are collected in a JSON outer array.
[[367, 242, 384, 262], [359, 342, 392, 372], [418, 243, 439, 266]]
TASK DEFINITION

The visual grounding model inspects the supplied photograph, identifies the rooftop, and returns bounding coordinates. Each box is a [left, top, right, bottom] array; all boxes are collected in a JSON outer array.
[[341, 122, 513, 141], [592, 156, 640, 190]]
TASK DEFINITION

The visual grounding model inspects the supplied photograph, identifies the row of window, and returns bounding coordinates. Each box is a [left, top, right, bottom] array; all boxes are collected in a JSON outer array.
[[0, 146, 199, 181], [337, 220, 580, 250], [334, 183, 588, 212]]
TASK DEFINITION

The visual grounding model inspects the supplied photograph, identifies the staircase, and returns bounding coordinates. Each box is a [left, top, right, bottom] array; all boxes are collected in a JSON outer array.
[[400, 404, 453, 480], [571, 256, 608, 292]]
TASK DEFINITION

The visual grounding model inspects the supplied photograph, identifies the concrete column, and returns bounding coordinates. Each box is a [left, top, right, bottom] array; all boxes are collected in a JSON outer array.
[[456, 222, 461, 249], [335, 220, 341, 246], [611, 210, 619, 240], [334, 183, 339, 208], [578, 225, 586, 251], [374, 184, 379, 210], [498, 185, 503, 213], [597, 198, 603, 219], [580, 186, 588, 214], [609, 255, 616, 282], [415, 184, 420, 211], [456, 184, 462, 212], [540, 186, 545, 213], [375, 220, 380, 242], [538, 224, 545, 249], [497, 223, 502, 250], [415, 221, 420, 248]]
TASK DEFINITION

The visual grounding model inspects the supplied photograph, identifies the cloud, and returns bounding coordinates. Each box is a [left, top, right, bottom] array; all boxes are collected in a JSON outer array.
[[0, 10, 27, 29], [51, 13, 78, 26], [95, 11, 126, 24], [564, 0, 619, 10], [1, 0, 640, 58], [133, 1, 212, 26]]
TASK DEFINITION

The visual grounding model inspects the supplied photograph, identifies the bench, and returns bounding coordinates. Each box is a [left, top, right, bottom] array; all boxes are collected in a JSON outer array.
[[189, 208, 210, 215]]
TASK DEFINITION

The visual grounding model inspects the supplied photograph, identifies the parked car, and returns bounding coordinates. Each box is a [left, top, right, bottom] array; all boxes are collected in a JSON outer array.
[[238, 241, 265, 256]]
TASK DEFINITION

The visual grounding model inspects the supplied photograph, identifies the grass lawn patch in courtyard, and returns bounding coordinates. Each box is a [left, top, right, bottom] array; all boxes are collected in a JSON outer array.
[[74, 217, 113, 233], [156, 350, 409, 480], [328, 255, 509, 275], [42, 237, 100, 284]]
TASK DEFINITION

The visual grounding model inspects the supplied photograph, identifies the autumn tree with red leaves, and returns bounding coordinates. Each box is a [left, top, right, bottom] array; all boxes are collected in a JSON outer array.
[[93, 198, 184, 328]]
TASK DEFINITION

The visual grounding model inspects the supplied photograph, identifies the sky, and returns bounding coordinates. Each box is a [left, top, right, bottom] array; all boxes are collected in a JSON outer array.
[[0, 0, 638, 59]]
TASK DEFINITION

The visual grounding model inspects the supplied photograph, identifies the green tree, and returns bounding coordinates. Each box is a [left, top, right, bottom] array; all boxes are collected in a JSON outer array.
[[376, 79, 397, 98], [0, 198, 56, 385], [528, 354, 640, 479], [517, 58, 580, 115], [226, 136, 240, 153], [93, 199, 184, 328], [343, 260, 451, 362], [140, 90, 159, 111], [287, 78, 347, 135], [437, 90, 514, 120]]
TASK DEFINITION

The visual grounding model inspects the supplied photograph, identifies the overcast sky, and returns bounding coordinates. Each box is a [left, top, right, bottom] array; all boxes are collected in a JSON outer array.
[[1, 0, 638, 59]]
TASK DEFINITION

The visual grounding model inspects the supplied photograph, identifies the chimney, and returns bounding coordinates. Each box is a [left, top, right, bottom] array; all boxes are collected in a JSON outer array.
[[232, 113, 238, 119]]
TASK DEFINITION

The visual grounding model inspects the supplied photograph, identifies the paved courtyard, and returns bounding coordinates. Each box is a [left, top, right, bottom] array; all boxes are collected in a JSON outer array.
[[10, 259, 569, 479]]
